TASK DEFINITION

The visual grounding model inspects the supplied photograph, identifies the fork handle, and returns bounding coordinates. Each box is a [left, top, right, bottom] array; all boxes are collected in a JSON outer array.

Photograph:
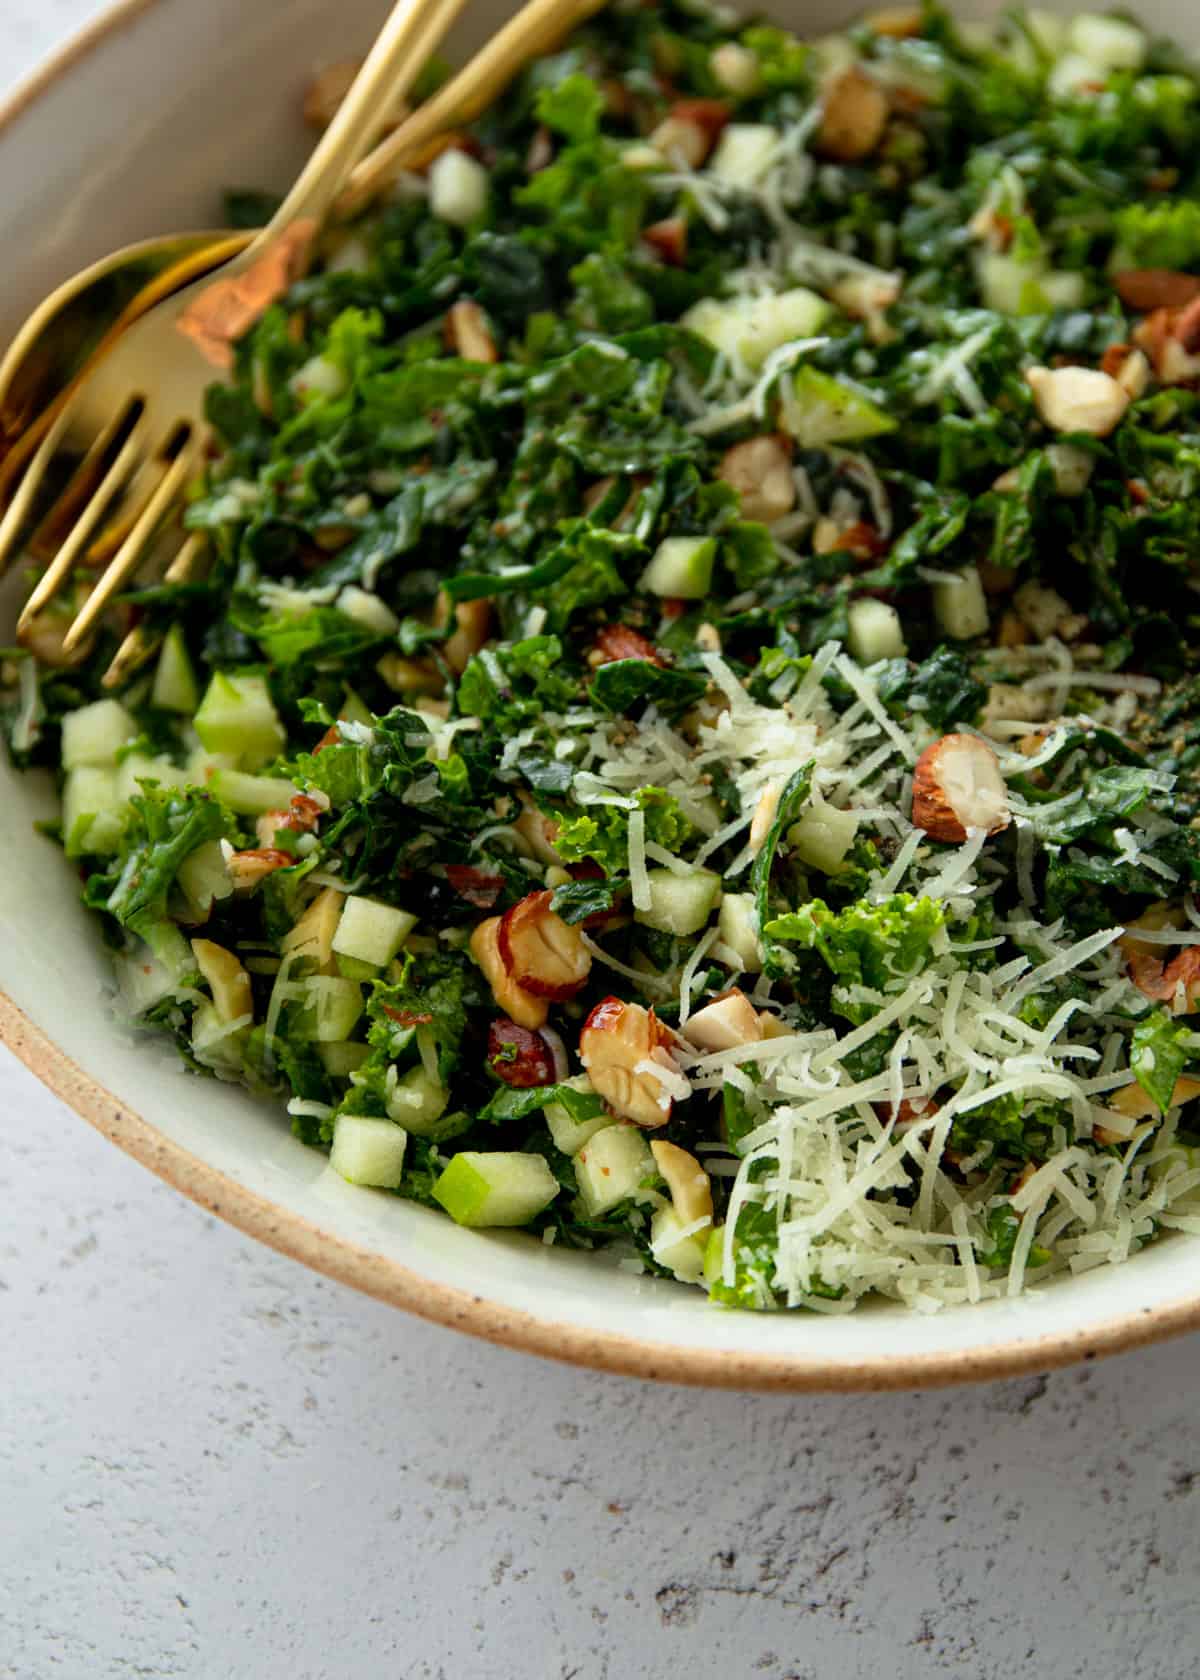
[[336, 0, 609, 220], [248, 0, 470, 253]]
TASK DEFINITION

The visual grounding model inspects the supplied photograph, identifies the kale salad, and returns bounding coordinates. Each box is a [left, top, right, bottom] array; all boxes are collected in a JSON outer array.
[[11, 1, 1200, 1314]]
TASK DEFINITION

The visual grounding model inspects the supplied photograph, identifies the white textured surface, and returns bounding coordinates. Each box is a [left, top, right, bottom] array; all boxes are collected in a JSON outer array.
[[5, 7, 1200, 1678]]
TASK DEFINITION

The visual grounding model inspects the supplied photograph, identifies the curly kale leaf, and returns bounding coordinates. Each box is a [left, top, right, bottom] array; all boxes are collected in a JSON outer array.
[[102, 789, 233, 944], [766, 893, 946, 1021], [750, 764, 814, 980], [876, 645, 988, 732], [1131, 1009, 1200, 1115], [555, 787, 691, 876]]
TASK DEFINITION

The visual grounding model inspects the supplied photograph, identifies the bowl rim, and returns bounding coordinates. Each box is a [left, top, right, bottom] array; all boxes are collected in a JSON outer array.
[[4, 0, 1200, 1392]]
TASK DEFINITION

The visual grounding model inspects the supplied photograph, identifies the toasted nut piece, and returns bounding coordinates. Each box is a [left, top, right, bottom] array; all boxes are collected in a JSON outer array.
[[967, 205, 1014, 253], [875, 1094, 935, 1130], [433, 591, 491, 675], [650, 1139, 713, 1226], [498, 889, 592, 999], [282, 886, 344, 972], [376, 653, 441, 695], [21, 590, 98, 665], [1118, 902, 1184, 961], [981, 684, 1051, 731], [997, 609, 1028, 649], [717, 434, 795, 524], [684, 988, 763, 1051], [1175, 295, 1200, 355], [470, 916, 548, 1031], [911, 734, 1011, 842], [650, 98, 730, 167], [444, 298, 498, 364], [487, 1018, 558, 1088], [816, 67, 890, 162], [515, 800, 564, 867], [830, 270, 902, 318], [1099, 342, 1134, 380], [1010, 1162, 1038, 1198], [710, 41, 763, 97], [643, 216, 688, 266], [865, 5, 923, 36], [1103, 1075, 1200, 1127], [1113, 269, 1200, 312], [303, 61, 360, 129], [588, 624, 666, 668], [1114, 347, 1151, 399], [1132, 307, 1173, 370], [579, 996, 681, 1128], [811, 516, 844, 555], [648, 116, 710, 169], [815, 519, 886, 560], [1025, 366, 1130, 437], [445, 864, 505, 909], [1094, 345, 1151, 400], [1154, 336, 1200, 386], [255, 793, 322, 847], [525, 124, 555, 174], [749, 781, 781, 856], [227, 848, 295, 892], [1013, 581, 1073, 642], [191, 938, 252, 1023], [1129, 945, 1200, 1015]]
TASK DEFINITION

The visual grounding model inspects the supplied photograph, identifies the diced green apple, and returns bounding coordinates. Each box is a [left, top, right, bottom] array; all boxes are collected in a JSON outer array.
[[330, 1114, 408, 1189], [432, 1151, 560, 1227], [931, 567, 989, 640], [789, 802, 859, 875], [650, 1204, 708, 1283], [707, 122, 777, 186], [846, 598, 906, 664], [682, 287, 829, 370], [115, 753, 188, 804], [1067, 12, 1145, 71], [289, 353, 348, 405], [113, 944, 183, 1014], [544, 1077, 610, 1156], [60, 698, 138, 770], [716, 892, 761, 972], [61, 767, 125, 857], [786, 367, 895, 447], [385, 1065, 449, 1136], [206, 767, 300, 816], [639, 535, 717, 600], [151, 624, 199, 714], [573, 1124, 657, 1218], [190, 999, 249, 1071], [297, 976, 364, 1042], [634, 865, 723, 936], [177, 839, 234, 920], [331, 895, 417, 969], [428, 148, 489, 227], [194, 671, 285, 769], [317, 1041, 371, 1078]]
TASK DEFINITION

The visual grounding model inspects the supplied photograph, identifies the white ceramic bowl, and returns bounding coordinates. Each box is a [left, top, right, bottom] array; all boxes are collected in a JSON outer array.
[[3, 0, 1197, 1390]]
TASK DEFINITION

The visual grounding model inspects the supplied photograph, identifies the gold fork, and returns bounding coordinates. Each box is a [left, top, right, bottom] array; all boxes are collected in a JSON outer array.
[[3, 0, 605, 684], [0, 0, 472, 665]]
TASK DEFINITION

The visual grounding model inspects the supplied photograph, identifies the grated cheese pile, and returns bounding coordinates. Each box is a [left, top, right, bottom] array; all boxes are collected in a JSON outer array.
[[577, 640, 1200, 1311]]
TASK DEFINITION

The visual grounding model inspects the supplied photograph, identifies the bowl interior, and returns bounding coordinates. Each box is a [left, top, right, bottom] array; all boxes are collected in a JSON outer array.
[[2, 0, 1197, 1388]]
